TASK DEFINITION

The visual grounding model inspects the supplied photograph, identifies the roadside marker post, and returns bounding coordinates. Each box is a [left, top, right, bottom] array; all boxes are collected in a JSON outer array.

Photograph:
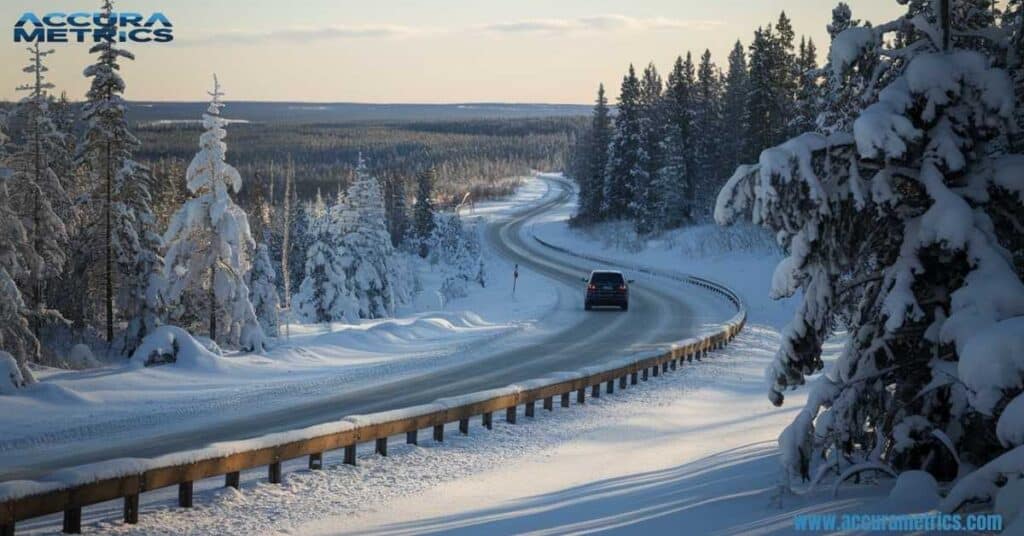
[[512, 264, 519, 295]]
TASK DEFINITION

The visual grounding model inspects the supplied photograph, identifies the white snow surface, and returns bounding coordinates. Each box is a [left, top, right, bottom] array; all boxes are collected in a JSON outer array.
[[0, 178, 562, 474]]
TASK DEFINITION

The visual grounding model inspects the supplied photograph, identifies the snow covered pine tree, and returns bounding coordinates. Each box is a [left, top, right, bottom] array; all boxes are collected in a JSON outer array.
[[716, 0, 1024, 516], [716, 0, 1024, 519], [163, 76, 264, 351], [80, 0, 165, 352], [247, 243, 280, 337]]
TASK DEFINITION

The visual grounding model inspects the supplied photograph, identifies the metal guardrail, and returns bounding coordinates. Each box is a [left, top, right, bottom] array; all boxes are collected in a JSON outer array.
[[0, 230, 747, 535]]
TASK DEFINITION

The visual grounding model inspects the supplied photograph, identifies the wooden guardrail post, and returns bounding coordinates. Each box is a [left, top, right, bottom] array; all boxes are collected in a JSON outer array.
[[309, 452, 323, 470], [506, 406, 517, 424], [631, 371, 638, 384], [606, 380, 614, 394], [124, 493, 140, 525], [433, 424, 444, 442], [459, 418, 470, 435], [642, 368, 649, 381], [576, 388, 585, 404], [560, 392, 570, 407], [653, 364, 660, 377], [619, 375, 627, 389], [671, 359, 677, 371], [62, 506, 81, 534], [407, 430, 418, 445], [483, 412, 493, 429], [344, 445, 357, 465], [543, 397, 553, 411], [178, 481, 193, 508], [225, 471, 240, 489], [591, 384, 600, 398], [525, 401, 535, 418], [376, 438, 388, 457], [269, 460, 283, 483]]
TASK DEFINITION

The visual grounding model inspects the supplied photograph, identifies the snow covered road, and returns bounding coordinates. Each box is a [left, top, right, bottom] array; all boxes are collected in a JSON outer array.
[[1, 176, 730, 484]]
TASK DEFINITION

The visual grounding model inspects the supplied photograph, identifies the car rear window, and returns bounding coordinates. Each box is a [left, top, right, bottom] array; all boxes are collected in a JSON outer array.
[[590, 272, 624, 285]]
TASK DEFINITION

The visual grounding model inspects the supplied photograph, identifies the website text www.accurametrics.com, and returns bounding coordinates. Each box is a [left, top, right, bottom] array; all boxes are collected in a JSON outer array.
[[793, 513, 1004, 533]]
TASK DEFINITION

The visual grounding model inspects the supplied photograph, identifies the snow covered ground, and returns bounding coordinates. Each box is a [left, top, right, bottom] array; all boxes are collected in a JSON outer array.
[[0, 178, 567, 477], [10, 175, 939, 535]]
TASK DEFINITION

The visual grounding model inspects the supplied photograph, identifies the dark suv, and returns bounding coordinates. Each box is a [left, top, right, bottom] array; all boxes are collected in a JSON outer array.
[[584, 270, 632, 311]]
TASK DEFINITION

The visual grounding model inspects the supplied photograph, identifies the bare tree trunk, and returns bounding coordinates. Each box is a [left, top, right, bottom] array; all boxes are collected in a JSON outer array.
[[281, 156, 293, 308], [209, 266, 217, 341], [105, 141, 114, 343]]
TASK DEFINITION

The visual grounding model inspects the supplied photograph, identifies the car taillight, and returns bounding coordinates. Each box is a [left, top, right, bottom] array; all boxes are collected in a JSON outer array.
[[588, 284, 596, 291], [618, 285, 627, 292]]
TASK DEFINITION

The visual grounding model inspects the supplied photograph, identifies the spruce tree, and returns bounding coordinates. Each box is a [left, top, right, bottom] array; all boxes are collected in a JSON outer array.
[[414, 167, 436, 258], [80, 0, 163, 348], [631, 63, 664, 234], [248, 243, 280, 337], [721, 42, 751, 171], [0, 116, 39, 383], [657, 54, 697, 228], [718, 0, 1023, 496], [603, 65, 642, 220], [9, 44, 69, 340], [163, 76, 264, 351], [577, 84, 612, 221], [692, 50, 723, 218]]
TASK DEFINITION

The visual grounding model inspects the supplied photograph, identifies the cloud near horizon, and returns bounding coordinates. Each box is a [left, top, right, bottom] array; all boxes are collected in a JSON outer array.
[[185, 14, 722, 46]]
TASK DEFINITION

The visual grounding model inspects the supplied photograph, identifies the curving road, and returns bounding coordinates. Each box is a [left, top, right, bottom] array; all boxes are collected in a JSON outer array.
[[2, 177, 717, 481]]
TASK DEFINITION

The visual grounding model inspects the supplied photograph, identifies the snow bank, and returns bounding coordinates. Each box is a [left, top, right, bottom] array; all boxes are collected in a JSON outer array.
[[887, 470, 940, 512], [0, 351, 26, 395], [68, 344, 98, 369], [129, 326, 225, 371]]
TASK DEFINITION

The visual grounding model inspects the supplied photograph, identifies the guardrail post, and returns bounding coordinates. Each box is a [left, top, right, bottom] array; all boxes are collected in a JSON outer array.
[[506, 406, 517, 424], [269, 461, 283, 483], [63, 507, 81, 534], [309, 453, 323, 470], [483, 412, 493, 429], [631, 372, 638, 385], [526, 401, 535, 417], [543, 397, 553, 411], [653, 365, 660, 377], [226, 471, 240, 489], [376, 438, 388, 457], [561, 392, 570, 407], [606, 380, 614, 394], [576, 388, 585, 404], [1, 523, 13, 536], [344, 445, 357, 465], [124, 494, 140, 524], [407, 430, 418, 445], [662, 362, 669, 373], [619, 375, 627, 389], [178, 481, 193, 508], [433, 424, 444, 442], [591, 384, 600, 398], [459, 418, 470, 435], [642, 368, 648, 381], [671, 359, 677, 371]]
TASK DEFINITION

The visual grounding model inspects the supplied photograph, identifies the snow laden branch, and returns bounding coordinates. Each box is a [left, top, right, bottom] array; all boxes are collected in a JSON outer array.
[[163, 75, 264, 351], [715, 0, 1024, 516]]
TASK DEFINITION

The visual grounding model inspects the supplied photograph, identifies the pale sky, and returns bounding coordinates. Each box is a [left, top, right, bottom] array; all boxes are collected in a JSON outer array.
[[1, 1, 904, 104]]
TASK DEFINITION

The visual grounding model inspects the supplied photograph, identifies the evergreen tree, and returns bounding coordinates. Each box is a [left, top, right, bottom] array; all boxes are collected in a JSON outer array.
[[721, 42, 752, 171], [383, 172, 408, 247], [692, 50, 723, 218], [8, 44, 69, 340], [339, 156, 398, 318], [163, 76, 264, 351], [414, 167, 436, 257], [79, 0, 163, 347], [819, 3, 877, 135], [791, 37, 821, 134], [717, 0, 1023, 496], [294, 201, 356, 323], [656, 54, 697, 228], [603, 65, 642, 220], [0, 116, 38, 383], [575, 84, 612, 221], [631, 63, 664, 234], [1007, 0, 1024, 151], [247, 243, 280, 337], [748, 27, 778, 154]]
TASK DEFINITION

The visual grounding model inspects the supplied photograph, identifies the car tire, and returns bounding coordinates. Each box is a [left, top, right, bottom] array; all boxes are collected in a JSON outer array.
[[621, 303, 629, 311], [585, 302, 592, 311]]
